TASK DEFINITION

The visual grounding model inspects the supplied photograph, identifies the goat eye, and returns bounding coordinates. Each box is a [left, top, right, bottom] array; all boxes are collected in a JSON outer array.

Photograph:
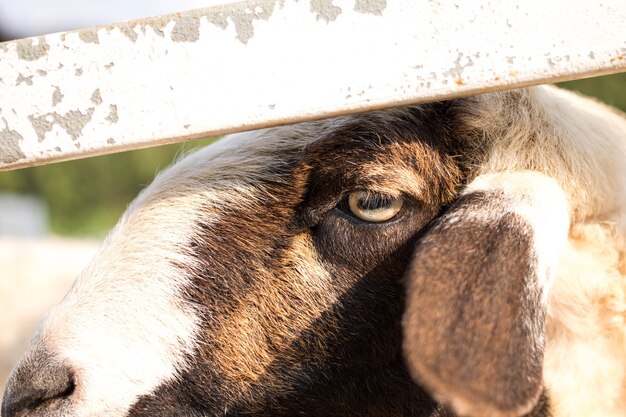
[[347, 191, 404, 223]]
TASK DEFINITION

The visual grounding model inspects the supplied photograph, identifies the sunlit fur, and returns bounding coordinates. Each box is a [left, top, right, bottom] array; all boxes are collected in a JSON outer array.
[[457, 86, 626, 417], [3, 85, 626, 417], [462, 172, 570, 305], [5, 129, 328, 415]]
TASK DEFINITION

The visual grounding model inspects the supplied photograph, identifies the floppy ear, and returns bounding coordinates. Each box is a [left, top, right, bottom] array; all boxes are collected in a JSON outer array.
[[403, 171, 570, 417]]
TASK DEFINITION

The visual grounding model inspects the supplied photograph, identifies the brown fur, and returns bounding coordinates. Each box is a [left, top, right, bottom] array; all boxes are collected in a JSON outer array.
[[122, 104, 554, 417], [8, 85, 624, 417], [404, 191, 544, 417], [128, 103, 471, 417]]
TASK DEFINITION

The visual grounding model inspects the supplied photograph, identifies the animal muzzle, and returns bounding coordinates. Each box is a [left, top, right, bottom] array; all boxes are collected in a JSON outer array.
[[2, 350, 75, 417]]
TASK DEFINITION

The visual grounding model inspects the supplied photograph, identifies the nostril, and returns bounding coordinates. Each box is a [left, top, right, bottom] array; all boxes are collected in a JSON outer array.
[[2, 360, 75, 417]]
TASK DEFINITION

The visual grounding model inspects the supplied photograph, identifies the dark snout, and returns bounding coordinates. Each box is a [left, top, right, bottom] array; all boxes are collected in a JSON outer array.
[[1, 350, 74, 417]]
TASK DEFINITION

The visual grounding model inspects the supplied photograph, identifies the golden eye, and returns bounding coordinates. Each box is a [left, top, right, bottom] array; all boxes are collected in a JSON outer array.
[[347, 191, 404, 223]]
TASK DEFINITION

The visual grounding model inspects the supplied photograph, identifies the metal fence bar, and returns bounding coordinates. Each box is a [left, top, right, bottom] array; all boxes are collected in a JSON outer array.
[[1, 0, 625, 171]]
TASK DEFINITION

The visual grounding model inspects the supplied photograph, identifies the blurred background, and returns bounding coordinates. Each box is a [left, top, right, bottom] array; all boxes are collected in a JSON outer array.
[[0, 0, 227, 398], [1, 0, 626, 400]]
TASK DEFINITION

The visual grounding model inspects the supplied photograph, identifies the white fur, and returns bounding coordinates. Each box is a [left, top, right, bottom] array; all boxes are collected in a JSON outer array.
[[544, 223, 626, 417], [462, 171, 571, 302], [474, 86, 626, 225], [9, 129, 321, 416], [470, 86, 626, 417]]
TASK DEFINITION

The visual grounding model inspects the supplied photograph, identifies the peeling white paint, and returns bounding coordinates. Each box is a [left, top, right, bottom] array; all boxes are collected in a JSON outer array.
[[0, 0, 625, 170], [15, 37, 49, 61], [51, 86, 63, 106], [311, 0, 343, 22], [354, 0, 386, 16], [105, 105, 119, 124], [90, 89, 102, 105]]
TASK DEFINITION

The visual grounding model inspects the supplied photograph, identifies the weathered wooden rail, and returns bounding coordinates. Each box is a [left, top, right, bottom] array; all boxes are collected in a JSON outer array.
[[0, 0, 625, 170]]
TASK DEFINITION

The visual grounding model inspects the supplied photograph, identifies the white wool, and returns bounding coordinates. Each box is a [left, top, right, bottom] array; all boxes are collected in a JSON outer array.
[[471, 86, 626, 417]]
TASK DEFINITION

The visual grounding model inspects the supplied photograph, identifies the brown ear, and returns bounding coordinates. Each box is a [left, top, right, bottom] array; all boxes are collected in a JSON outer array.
[[403, 172, 570, 417]]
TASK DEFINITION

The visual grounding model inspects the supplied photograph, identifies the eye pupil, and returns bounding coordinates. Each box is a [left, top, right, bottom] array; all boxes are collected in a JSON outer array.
[[347, 191, 403, 223]]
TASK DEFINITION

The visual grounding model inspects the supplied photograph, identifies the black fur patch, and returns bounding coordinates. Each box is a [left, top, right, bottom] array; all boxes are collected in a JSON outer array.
[[127, 103, 551, 417]]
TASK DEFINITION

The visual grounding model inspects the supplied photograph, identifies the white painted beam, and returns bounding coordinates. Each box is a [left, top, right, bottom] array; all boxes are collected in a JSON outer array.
[[0, 0, 239, 39], [1, 0, 625, 170]]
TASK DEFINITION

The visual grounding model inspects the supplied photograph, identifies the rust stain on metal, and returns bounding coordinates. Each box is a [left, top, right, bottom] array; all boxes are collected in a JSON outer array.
[[206, 1, 281, 44], [310, 0, 342, 22], [28, 108, 95, 142], [90, 89, 103, 105], [0, 118, 26, 164], [16, 37, 49, 61], [611, 54, 625, 62], [52, 86, 64, 106], [105, 105, 119, 123], [79, 29, 100, 44], [354, 0, 387, 16], [16, 74, 34, 86]]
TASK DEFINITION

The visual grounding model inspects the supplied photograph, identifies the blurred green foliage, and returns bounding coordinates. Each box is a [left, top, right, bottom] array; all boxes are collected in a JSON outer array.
[[558, 73, 626, 113], [0, 139, 214, 236], [0, 73, 624, 237]]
